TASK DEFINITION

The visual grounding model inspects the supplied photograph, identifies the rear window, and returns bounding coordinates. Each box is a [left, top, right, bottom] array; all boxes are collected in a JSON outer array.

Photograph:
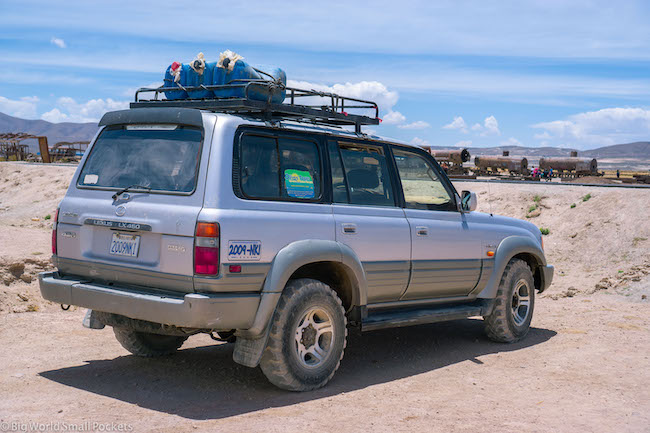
[[78, 125, 202, 193]]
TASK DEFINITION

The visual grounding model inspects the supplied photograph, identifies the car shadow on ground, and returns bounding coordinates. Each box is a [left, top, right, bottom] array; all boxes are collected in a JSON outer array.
[[40, 319, 556, 420]]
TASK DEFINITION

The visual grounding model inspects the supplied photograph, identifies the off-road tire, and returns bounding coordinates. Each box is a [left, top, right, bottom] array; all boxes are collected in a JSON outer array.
[[113, 327, 188, 357], [260, 278, 347, 391], [484, 258, 535, 343]]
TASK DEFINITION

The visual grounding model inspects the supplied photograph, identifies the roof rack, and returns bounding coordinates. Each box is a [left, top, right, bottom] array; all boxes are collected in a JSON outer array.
[[131, 81, 380, 133]]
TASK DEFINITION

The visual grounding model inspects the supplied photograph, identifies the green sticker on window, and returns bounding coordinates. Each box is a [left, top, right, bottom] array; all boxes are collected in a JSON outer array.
[[284, 169, 315, 198]]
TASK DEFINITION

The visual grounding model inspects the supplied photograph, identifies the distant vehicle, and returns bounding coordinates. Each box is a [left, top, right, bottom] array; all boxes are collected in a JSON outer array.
[[39, 78, 553, 391]]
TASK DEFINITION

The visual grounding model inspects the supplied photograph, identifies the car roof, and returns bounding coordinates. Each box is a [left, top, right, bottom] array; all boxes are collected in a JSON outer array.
[[207, 111, 423, 150]]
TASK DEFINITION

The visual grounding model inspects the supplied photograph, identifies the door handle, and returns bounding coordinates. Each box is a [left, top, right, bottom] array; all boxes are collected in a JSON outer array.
[[342, 223, 357, 234], [416, 226, 428, 236]]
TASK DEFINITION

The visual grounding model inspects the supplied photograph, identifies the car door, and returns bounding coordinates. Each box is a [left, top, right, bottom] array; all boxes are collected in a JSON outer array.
[[328, 139, 411, 304], [392, 146, 482, 300]]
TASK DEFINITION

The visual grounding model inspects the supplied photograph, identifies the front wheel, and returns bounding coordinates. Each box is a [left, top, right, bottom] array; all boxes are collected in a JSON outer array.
[[260, 278, 347, 391], [484, 258, 535, 343]]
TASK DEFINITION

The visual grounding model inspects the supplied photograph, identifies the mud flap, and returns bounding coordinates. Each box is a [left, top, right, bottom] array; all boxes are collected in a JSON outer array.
[[232, 327, 271, 368], [82, 309, 106, 330]]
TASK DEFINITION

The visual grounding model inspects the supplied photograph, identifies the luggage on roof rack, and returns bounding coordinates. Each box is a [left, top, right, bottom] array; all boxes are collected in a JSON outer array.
[[131, 80, 380, 133]]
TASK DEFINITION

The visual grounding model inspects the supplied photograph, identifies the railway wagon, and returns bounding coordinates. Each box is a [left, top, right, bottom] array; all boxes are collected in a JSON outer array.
[[538, 156, 598, 176], [474, 155, 529, 175]]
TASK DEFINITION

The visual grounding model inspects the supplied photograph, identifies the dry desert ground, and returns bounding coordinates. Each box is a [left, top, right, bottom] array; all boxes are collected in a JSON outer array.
[[0, 162, 649, 433]]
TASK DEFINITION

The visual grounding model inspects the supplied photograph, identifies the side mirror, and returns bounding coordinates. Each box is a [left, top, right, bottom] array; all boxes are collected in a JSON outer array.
[[460, 190, 477, 212]]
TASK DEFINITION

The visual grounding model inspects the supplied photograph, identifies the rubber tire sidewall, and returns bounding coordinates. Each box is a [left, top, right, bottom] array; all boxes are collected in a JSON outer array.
[[485, 259, 536, 343], [260, 279, 347, 391], [113, 327, 187, 357]]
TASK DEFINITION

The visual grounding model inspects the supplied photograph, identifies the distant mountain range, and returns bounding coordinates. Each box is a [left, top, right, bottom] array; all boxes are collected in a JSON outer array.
[[0, 112, 98, 151], [0, 111, 648, 159], [429, 142, 650, 159]]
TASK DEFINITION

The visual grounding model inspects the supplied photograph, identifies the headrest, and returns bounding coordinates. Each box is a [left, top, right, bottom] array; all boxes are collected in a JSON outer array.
[[347, 169, 379, 189]]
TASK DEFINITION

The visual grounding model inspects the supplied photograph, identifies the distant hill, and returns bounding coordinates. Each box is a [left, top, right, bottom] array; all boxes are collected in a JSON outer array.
[[581, 142, 650, 158], [0, 112, 98, 152]]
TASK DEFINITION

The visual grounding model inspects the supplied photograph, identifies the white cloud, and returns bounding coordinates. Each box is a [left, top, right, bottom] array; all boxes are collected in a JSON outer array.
[[534, 131, 551, 140], [50, 37, 66, 48], [442, 116, 468, 133], [398, 120, 430, 130], [501, 137, 522, 147], [455, 140, 472, 148], [287, 80, 398, 116], [481, 115, 500, 136], [122, 81, 165, 98], [532, 107, 650, 148], [41, 97, 129, 123], [0, 95, 40, 118], [382, 110, 406, 125], [471, 123, 482, 131], [410, 137, 431, 148]]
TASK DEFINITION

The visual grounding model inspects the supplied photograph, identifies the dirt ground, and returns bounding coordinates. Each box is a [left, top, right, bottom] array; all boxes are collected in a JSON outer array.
[[1, 162, 649, 432]]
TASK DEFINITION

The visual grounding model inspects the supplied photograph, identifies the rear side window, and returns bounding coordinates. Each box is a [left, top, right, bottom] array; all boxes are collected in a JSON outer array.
[[334, 141, 395, 207], [78, 125, 202, 193], [239, 134, 322, 201]]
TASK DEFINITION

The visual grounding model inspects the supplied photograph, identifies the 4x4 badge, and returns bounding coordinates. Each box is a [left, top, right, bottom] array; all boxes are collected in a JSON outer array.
[[115, 206, 126, 217]]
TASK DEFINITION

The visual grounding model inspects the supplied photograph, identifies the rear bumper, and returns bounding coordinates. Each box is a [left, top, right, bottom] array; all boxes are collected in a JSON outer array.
[[540, 265, 554, 293], [38, 271, 260, 330]]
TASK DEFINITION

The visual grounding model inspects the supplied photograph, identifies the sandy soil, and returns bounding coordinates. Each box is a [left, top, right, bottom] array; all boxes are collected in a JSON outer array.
[[1, 161, 649, 432]]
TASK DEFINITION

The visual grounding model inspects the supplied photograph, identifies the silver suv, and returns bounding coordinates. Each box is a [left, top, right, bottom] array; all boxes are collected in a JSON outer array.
[[40, 93, 553, 391]]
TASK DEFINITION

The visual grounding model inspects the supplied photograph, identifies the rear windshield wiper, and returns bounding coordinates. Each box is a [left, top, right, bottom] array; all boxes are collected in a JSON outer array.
[[112, 184, 152, 201]]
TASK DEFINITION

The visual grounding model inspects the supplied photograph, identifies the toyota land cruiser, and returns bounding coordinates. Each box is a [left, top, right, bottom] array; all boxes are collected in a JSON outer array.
[[40, 84, 553, 391]]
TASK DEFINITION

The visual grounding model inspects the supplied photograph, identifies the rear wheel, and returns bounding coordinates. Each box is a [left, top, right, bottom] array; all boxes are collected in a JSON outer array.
[[113, 327, 187, 357], [484, 258, 535, 343], [260, 278, 347, 391]]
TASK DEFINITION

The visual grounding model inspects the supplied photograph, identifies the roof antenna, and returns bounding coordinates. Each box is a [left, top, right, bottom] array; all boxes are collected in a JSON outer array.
[[486, 177, 494, 216]]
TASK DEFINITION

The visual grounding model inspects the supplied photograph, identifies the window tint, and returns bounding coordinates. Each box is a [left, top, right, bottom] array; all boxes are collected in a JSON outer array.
[[337, 142, 395, 207], [241, 135, 280, 197], [393, 148, 454, 211], [240, 134, 321, 201], [78, 126, 202, 193], [328, 141, 348, 203]]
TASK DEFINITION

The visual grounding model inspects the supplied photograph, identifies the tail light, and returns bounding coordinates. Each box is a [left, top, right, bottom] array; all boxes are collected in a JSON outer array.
[[194, 222, 219, 275], [51, 208, 59, 255]]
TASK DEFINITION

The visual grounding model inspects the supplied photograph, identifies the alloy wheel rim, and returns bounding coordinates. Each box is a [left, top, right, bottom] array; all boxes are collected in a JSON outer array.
[[511, 279, 531, 326], [294, 307, 334, 368]]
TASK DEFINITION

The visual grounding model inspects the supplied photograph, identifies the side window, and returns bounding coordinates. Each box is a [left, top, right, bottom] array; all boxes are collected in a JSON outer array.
[[337, 141, 395, 207], [328, 140, 348, 203], [393, 148, 455, 211], [240, 134, 321, 201]]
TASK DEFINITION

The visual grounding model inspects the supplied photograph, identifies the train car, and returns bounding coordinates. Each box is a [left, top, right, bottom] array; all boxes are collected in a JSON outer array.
[[426, 148, 471, 175], [474, 152, 529, 175], [538, 156, 598, 176]]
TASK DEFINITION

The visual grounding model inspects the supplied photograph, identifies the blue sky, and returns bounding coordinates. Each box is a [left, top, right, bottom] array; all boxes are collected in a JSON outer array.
[[1, 0, 650, 149]]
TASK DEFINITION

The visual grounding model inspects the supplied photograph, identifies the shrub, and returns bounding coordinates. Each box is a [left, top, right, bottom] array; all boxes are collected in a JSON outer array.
[[570, 203, 576, 208], [540, 227, 550, 235], [582, 193, 592, 202], [44, 214, 51, 220]]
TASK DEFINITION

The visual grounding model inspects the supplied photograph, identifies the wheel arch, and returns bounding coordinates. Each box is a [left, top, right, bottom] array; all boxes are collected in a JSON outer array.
[[477, 235, 547, 299]]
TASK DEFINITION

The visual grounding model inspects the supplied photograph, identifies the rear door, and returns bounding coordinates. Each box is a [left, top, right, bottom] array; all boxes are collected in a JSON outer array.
[[392, 146, 482, 299], [329, 139, 411, 304], [55, 114, 215, 293]]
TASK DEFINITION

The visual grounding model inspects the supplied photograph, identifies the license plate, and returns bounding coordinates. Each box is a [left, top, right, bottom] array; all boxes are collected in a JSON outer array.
[[109, 233, 141, 257]]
